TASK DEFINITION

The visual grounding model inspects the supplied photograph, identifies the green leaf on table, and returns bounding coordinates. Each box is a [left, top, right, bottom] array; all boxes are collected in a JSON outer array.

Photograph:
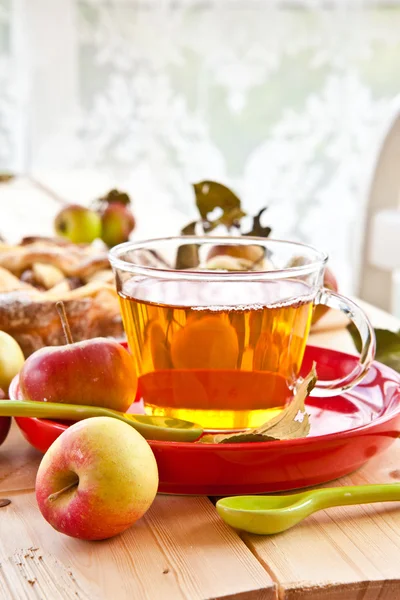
[[198, 364, 317, 444], [347, 323, 400, 373], [193, 181, 246, 231]]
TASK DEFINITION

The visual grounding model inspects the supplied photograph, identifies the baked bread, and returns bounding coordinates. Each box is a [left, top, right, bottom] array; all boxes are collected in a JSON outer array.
[[0, 237, 124, 356]]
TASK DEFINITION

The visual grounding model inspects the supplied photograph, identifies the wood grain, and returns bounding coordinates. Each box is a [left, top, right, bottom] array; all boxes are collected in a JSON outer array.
[[0, 493, 275, 600], [0, 424, 42, 494], [242, 441, 400, 600], [248, 300, 400, 600], [3, 178, 400, 599]]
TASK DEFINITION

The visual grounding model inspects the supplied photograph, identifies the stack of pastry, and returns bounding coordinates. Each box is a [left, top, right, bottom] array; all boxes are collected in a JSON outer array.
[[0, 237, 124, 356]]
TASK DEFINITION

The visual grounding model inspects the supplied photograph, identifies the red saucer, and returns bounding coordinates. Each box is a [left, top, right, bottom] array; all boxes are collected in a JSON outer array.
[[12, 346, 400, 496]]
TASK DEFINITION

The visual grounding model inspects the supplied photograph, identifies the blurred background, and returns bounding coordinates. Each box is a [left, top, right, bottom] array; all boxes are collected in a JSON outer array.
[[1, 0, 400, 312]]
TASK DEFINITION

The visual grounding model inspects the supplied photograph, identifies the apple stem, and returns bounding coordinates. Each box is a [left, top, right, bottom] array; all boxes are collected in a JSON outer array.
[[56, 301, 74, 345], [48, 479, 79, 502]]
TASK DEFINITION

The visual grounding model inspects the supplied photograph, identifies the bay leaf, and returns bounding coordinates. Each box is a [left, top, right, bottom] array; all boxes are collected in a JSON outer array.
[[198, 364, 317, 444]]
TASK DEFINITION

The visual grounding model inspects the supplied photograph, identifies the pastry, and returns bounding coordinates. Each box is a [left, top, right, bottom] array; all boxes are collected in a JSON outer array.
[[0, 237, 124, 356]]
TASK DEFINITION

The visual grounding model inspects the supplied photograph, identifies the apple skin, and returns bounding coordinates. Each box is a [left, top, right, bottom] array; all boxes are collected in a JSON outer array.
[[312, 267, 339, 325], [55, 205, 102, 244], [171, 316, 239, 370], [19, 338, 137, 413], [35, 416, 158, 540], [0, 387, 11, 447], [0, 331, 25, 392], [101, 203, 136, 248], [206, 244, 264, 265]]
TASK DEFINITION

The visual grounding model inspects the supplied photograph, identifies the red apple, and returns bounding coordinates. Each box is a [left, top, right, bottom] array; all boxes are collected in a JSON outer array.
[[312, 267, 339, 325], [101, 203, 136, 248], [35, 416, 158, 540], [0, 387, 11, 447], [19, 338, 137, 413]]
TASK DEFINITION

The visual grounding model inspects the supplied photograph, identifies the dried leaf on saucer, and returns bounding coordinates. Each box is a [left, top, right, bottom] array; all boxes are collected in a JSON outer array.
[[198, 364, 317, 444]]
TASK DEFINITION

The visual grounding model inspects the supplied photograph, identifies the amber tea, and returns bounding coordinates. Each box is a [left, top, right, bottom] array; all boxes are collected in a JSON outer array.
[[118, 278, 314, 430]]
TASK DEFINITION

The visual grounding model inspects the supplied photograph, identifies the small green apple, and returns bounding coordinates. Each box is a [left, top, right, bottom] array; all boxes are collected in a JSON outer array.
[[55, 205, 102, 244], [35, 416, 159, 540]]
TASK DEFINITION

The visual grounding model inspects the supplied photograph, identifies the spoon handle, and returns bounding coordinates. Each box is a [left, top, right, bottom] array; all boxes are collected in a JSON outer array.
[[310, 484, 400, 510], [0, 399, 132, 423], [0, 400, 202, 442]]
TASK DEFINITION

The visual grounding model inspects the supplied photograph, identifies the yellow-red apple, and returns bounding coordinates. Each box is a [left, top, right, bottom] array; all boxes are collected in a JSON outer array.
[[55, 205, 102, 244], [35, 416, 158, 540], [0, 331, 25, 392]]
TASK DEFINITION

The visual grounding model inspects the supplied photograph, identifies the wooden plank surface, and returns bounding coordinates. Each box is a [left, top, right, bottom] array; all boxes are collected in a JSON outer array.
[[0, 425, 42, 494], [242, 441, 400, 600], [247, 302, 400, 600], [0, 492, 275, 600], [2, 176, 400, 599]]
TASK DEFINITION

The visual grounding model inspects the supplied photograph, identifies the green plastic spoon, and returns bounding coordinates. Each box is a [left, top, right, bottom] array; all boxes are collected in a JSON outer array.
[[0, 400, 203, 442], [216, 484, 400, 535]]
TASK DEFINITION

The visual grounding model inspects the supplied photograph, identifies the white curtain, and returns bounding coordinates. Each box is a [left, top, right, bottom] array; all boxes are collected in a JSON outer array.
[[1, 0, 400, 293]]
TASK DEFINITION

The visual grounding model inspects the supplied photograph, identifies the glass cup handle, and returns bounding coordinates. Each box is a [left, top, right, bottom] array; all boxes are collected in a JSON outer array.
[[310, 288, 376, 397]]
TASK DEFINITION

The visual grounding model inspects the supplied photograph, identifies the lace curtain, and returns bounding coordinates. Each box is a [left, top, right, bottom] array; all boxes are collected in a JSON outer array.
[[1, 0, 400, 293]]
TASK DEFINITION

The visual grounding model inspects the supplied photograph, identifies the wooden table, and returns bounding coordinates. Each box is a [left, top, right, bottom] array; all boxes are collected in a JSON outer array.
[[1, 177, 400, 600]]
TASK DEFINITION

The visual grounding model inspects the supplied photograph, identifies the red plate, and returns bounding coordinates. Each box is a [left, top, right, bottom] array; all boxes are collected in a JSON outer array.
[[11, 346, 400, 496]]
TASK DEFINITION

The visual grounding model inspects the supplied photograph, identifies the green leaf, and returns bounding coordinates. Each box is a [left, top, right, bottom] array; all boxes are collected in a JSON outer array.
[[347, 323, 400, 372], [198, 364, 316, 444], [176, 221, 200, 269], [193, 181, 246, 231], [102, 188, 131, 205], [244, 207, 272, 238]]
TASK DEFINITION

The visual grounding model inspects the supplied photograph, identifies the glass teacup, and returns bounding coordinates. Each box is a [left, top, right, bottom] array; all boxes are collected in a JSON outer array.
[[109, 237, 375, 431]]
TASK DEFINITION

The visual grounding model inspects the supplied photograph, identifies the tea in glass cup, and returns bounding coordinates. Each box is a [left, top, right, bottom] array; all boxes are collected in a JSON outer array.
[[110, 237, 375, 431]]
